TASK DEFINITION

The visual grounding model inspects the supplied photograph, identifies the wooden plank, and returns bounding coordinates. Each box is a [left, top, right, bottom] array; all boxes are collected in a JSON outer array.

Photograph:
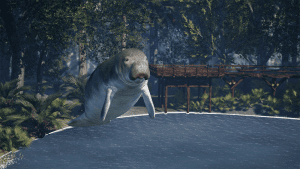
[[164, 67, 174, 77], [174, 67, 186, 76], [196, 67, 207, 76], [186, 67, 196, 76]]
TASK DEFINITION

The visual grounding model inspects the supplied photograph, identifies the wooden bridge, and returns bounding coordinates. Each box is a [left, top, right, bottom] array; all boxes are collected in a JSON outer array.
[[149, 64, 300, 113]]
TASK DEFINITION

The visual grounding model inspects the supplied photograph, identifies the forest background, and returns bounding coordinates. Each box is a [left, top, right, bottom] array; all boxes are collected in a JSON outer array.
[[0, 0, 300, 164]]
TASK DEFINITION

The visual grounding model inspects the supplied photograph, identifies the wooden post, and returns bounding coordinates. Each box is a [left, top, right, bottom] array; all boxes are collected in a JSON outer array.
[[209, 78, 212, 113], [272, 78, 276, 97], [165, 86, 168, 113], [187, 86, 190, 113], [203, 89, 206, 103], [158, 78, 161, 106], [198, 87, 200, 102], [162, 78, 165, 108]]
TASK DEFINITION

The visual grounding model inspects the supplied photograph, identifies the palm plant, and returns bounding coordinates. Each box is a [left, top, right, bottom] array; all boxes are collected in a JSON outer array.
[[2, 91, 74, 138], [0, 79, 31, 107], [0, 79, 31, 127], [60, 73, 89, 114]]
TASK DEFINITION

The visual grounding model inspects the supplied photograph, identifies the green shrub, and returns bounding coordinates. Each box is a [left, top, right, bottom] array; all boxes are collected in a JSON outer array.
[[189, 92, 209, 112], [236, 94, 252, 109], [61, 73, 88, 104], [2, 92, 73, 138], [211, 93, 238, 112], [280, 82, 300, 116], [260, 95, 282, 115], [0, 125, 32, 152]]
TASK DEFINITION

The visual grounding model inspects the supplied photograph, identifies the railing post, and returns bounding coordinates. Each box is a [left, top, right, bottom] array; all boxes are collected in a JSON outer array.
[[165, 86, 168, 113], [187, 86, 190, 113], [209, 77, 212, 113], [158, 78, 161, 106]]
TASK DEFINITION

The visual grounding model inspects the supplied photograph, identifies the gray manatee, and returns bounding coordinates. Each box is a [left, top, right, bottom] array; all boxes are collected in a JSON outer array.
[[67, 48, 155, 127]]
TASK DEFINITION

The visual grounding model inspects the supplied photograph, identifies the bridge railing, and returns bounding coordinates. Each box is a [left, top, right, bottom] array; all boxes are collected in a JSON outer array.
[[149, 64, 300, 78]]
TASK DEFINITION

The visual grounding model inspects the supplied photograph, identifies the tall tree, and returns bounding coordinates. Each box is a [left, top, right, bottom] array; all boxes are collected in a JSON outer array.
[[179, 0, 251, 65], [0, 20, 11, 83], [18, 0, 85, 95], [85, 0, 153, 65], [0, 0, 24, 91], [240, 0, 279, 68], [275, 0, 300, 67]]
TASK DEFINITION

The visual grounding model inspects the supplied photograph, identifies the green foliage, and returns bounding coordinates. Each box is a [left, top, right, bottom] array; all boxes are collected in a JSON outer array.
[[259, 95, 281, 115], [170, 88, 209, 112], [0, 79, 32, 128], [0, 107, 20, 128], [236, 94, 252, 109], [44, 98, 77, 120], [0, 125, 32, 153], [250, 88, 270, 104], [82, 0, 152, 63], [61, 73, 88, 105], [164, 80, 299, 117], [189, 92, 209, 112], [178, 0, 251, 64], [211, 93, 238, 112], [0, 79, 31, 105], [2, 92, 73, 138], [280, 81, 300, 116], [19, 0, 84, 50]]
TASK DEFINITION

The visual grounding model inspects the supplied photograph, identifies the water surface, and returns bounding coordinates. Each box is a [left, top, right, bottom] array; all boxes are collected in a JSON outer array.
[[6, 113, 300, 169]]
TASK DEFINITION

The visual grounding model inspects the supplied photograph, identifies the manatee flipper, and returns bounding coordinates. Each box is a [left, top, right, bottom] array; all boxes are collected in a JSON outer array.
[[141, 84, 155, 119], [101, 88, 117, 121]]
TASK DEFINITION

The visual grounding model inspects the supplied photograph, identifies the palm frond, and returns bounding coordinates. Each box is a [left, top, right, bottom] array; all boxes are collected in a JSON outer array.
[[39, 92, 62, 112], [60, 73, 87, 103], [12, 85, 32, 97], [0, 79, 19, 98], [17, 93, 39, 110], [50, 120, 63, 130], [2, 115, 30, 127]]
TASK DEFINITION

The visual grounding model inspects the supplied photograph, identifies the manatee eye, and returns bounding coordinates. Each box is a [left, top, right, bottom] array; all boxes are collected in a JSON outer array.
[[125, 58, 129, 62]]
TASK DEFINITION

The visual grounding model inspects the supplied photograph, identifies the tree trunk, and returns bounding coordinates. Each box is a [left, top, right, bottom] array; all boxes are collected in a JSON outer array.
[[122, 14, 127, 51], [18, 51, 25, 94], [0, 48, 11, 83], [281, 2, 290, 68], [218, 0, 227, 65], [0, 0, 24, 87], [79, 42, 87, 77], [36, 47, 46, 96], [291, 0, 299, 67], [150, 13, 158, 64], [281, 41, 289, 67]]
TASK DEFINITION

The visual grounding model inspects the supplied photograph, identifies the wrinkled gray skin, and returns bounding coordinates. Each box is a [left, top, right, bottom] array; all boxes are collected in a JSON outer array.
[[67, 48, 155, 127]]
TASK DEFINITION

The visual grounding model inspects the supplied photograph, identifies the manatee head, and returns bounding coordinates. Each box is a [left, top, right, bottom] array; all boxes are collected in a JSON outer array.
[[116, 48, 150, 86]]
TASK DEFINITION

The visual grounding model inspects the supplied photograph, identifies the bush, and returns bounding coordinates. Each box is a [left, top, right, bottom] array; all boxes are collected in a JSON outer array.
[[2, 92, 74, 138], [280, 81, 300, 116], [0, 125, 32, 153], [170, 88, 210, 112], [189, 92, 209, 112], [211, 93, 238, 112]]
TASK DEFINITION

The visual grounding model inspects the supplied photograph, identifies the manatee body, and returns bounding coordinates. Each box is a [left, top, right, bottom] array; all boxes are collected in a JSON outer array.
[[67, 48, 155, 127]]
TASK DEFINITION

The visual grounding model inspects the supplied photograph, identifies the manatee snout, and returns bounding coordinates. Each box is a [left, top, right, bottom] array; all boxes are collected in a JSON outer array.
[[130, 61, 150, 80]]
